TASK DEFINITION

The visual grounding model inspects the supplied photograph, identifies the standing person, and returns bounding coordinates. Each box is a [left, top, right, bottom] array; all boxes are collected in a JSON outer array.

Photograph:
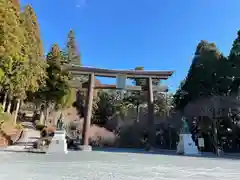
[[143, 129, 150, 151], [56, 119, 60, 129], [60, 119, 64, 130]]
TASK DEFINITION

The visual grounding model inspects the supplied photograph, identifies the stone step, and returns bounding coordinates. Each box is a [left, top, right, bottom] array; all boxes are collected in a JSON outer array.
[[14, 142, 34, 146]]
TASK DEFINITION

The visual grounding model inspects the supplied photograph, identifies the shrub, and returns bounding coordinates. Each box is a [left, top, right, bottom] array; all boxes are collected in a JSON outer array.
[[0, 112, 13, 122], [34, 120, 40, 124], [15, 123, 23, 130], [36, 124, 46, 131], [41, 128, 48, 138], [0, 104, 4, 114]]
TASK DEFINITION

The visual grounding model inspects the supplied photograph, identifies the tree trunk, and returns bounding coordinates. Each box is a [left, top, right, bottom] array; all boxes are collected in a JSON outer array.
[[39, 110, 44, 124], [44, 102, 50, 125], [7, 99, 12, 113], [169, 130, 172, 149], [212, 98, 219, 156], [14, 99, 21, 124], [2, 93, 7, 111], [136, 104, 140, 122]]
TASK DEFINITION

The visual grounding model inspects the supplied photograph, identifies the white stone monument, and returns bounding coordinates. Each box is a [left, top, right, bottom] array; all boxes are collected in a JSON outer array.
[[47, 129, 68, 154], [176, 117, 199, 155]]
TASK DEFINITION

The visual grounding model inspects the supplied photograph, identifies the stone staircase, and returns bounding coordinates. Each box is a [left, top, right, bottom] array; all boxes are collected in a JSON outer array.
[[3, 128, 40, 152]]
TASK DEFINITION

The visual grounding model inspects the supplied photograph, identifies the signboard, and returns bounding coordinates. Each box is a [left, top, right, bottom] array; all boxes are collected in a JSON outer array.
[[179, 134, 183, 141], [198, 138, 204, 148], [116, 74, 126, 89]]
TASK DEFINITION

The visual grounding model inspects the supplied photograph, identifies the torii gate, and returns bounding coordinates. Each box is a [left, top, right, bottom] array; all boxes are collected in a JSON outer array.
[[65, 65, 173, 150]]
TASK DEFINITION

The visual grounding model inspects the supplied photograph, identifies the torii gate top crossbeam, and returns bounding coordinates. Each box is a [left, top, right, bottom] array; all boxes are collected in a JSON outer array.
[[65, 65, 174, 79]]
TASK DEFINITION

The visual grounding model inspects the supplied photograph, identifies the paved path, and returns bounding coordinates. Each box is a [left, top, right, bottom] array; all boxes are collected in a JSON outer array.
[[16, 128, 40, 143], [20, 122, 35, 129], [3, 128, 40, 151]]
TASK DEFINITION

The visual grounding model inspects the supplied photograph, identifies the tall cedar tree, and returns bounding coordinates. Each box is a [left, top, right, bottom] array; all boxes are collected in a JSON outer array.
[[229, 30, 240, 94], [65, 30, 86, 105], [10, 0, 20, 11], [173, 41, 223, 110], [41, 44, 70, 108], [0, 0, 28, 99], [21, 5, 47, 93], [67, 30, 81, 65], [21, 5, 43, 60]]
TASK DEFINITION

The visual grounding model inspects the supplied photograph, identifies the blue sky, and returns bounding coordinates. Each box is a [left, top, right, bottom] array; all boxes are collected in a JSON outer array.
[[20, 0, 240, 92]]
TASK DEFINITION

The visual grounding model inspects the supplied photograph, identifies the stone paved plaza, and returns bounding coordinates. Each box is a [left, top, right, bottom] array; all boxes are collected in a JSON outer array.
[[0, 151, 240, 179]]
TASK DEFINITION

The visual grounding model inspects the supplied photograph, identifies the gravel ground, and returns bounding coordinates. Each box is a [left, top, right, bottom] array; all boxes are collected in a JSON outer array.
[[0, 151, 239, 180]]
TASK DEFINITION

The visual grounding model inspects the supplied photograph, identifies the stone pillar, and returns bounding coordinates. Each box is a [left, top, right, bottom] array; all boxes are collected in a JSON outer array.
[[81, 73, 95, 151], [147, 76, 155, 147]]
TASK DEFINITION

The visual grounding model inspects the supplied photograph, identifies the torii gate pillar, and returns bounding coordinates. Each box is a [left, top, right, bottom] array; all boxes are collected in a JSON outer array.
[[81, 73, 95, 151], [147, 77, 155, 147]]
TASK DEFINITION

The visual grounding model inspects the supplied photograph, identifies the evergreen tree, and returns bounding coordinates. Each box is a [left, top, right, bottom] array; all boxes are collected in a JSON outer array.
[[230, 30, 240, 57], [92, 91, 115, 125], [172, 79, 186, 109], [173, 40, 225, 110], [0, 0, 33, 121], [21, 5, 44, 61], [67, 30, 81, 65], [130, 66, 147, 107], [229, 30, 240, 93], [124, 66, 165, 121], [0, 0, 28, 100], [172, 32, 240, 153], [10, 0, 20, 11], [21, 5, 47, 93], [39, 44, 71, 108], [65, 29, 87, 84]]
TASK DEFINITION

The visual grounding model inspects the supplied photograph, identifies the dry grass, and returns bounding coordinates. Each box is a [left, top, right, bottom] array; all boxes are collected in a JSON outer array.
[[89, 125, 117, 146], [66, 119, 117, 146], [1, 121, 18, 135]]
